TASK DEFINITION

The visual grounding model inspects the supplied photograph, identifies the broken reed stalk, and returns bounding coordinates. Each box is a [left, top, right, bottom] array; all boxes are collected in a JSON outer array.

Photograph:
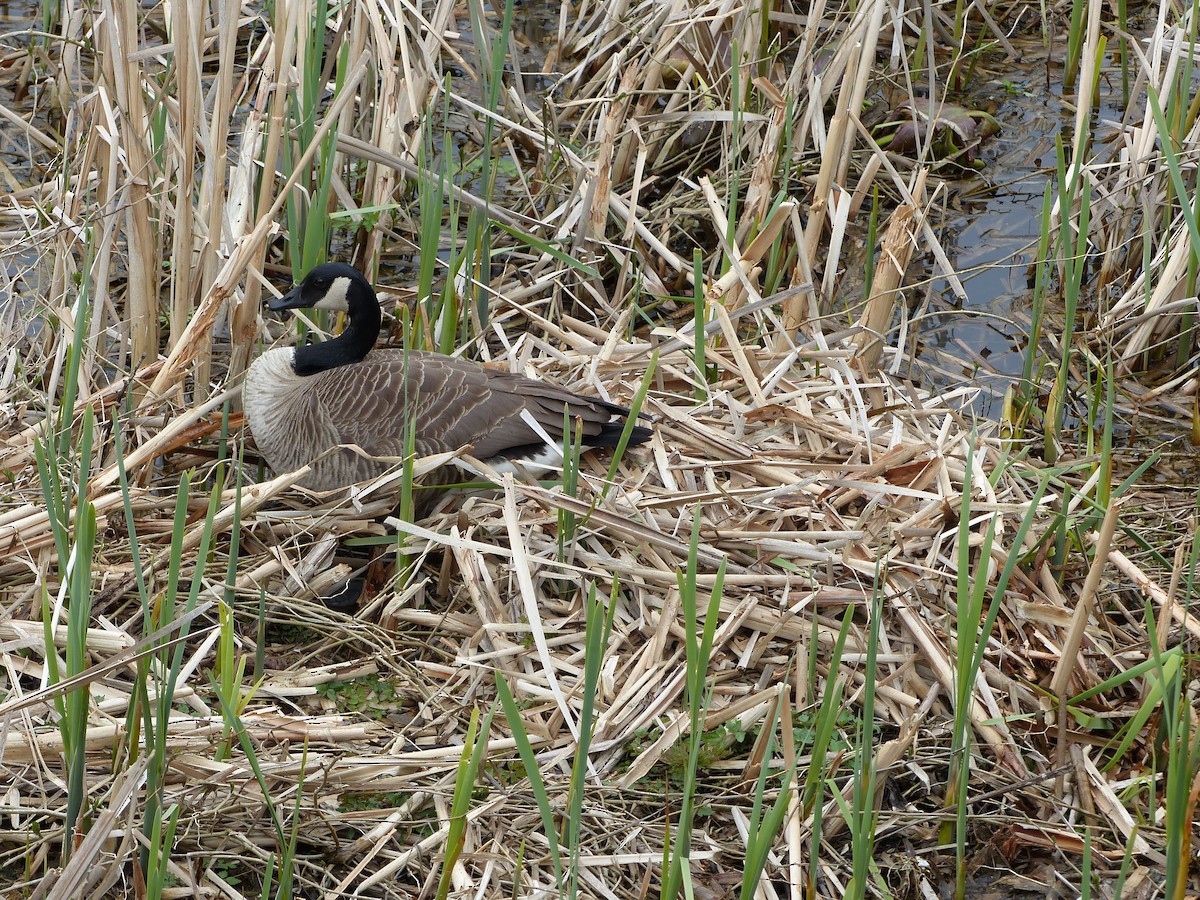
[[854, 169, 926, 379]]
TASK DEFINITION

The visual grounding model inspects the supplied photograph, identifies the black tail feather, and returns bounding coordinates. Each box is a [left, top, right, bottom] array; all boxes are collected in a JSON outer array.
[[587, 421, 653, 448]]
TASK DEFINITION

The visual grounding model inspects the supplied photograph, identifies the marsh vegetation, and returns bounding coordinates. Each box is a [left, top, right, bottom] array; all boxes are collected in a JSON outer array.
[[2, 0, 1200, 897]]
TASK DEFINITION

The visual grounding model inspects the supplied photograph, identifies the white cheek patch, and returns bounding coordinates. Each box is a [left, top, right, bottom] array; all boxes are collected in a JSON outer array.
[[312, 276, 351, 311]]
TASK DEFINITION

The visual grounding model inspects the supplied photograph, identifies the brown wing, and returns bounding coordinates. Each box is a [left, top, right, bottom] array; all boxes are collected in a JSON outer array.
[[306, 350, 497, 461], [307, 349, 627, 464], [467, 370, 634, 457]]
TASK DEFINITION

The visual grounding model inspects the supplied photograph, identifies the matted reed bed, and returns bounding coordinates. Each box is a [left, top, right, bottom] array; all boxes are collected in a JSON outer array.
[[2, 0, 1199, 897]]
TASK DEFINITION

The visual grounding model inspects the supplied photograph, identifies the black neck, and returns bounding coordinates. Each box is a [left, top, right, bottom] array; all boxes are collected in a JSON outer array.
[[292, 298, 381, 376]]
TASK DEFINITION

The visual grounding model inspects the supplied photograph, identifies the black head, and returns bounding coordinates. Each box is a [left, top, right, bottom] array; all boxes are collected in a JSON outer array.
[[269, 262, 375, 314], [270, 263, 382, 375]]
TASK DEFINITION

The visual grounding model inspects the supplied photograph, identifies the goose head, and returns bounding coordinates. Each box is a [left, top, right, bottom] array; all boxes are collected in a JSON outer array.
[[270, 263, 383, 376]]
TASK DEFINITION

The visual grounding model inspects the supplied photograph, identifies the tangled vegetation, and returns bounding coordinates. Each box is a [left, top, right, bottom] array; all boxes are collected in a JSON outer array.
[[1, 0, 1199, 897]]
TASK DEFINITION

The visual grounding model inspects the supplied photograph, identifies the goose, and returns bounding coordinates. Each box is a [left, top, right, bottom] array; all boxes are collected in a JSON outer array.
[[243, 262, 651, 494]]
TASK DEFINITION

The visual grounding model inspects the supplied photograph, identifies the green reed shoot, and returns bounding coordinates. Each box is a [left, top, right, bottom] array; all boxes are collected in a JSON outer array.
[[1015, 183, 1054, 434], [1148, 86, 1200, 262], [557, 413, 584, 569], [563, 581, 618, 897], [693, 250, 709, 401], [763, 192, 796, 300], [214, 667, 295, 894], [1093, 355, 1115, 515], [803, 603, 854, 897], [35, 404, 97, 863], [661, 507, 726, 900], [1070, 642, 1179, 766], [603, 352, 657, 497], [949, 454, 1047, 900], [1063, 0, 1086, 91], [1141, 603, 1196, 899], [494, 677, 565, 893], [144, 802, 181, 899], [418, 102, 450, 350], [113, 397, 152, 780], [436, 705, 492, 900], [54, 264, 91, 460], [458, 0, 513, 341], [276, 745, 307, 900], [282, 0, 346, 272], [863, 188, 880, 303], [843, 582, 882, 900], [32, 253, 98, 865], [141, 472, 221, 873], [739, 689, 799, 900], [1043, 136, 1091, 462]]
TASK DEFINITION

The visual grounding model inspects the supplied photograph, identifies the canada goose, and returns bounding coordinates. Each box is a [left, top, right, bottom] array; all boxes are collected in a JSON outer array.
[[243, 263, 651, 493]]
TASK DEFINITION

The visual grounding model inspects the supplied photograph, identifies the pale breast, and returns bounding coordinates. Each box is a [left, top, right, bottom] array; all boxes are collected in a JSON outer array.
[[244, 349, 336, 488], [244, 348, 409, 490]]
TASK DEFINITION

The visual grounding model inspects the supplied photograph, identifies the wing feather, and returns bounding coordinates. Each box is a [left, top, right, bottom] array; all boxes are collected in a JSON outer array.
[[295, 348, 639, 487]]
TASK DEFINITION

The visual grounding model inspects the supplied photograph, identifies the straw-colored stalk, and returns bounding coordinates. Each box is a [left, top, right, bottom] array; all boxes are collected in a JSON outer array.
[[854, 170, 926, 378]]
